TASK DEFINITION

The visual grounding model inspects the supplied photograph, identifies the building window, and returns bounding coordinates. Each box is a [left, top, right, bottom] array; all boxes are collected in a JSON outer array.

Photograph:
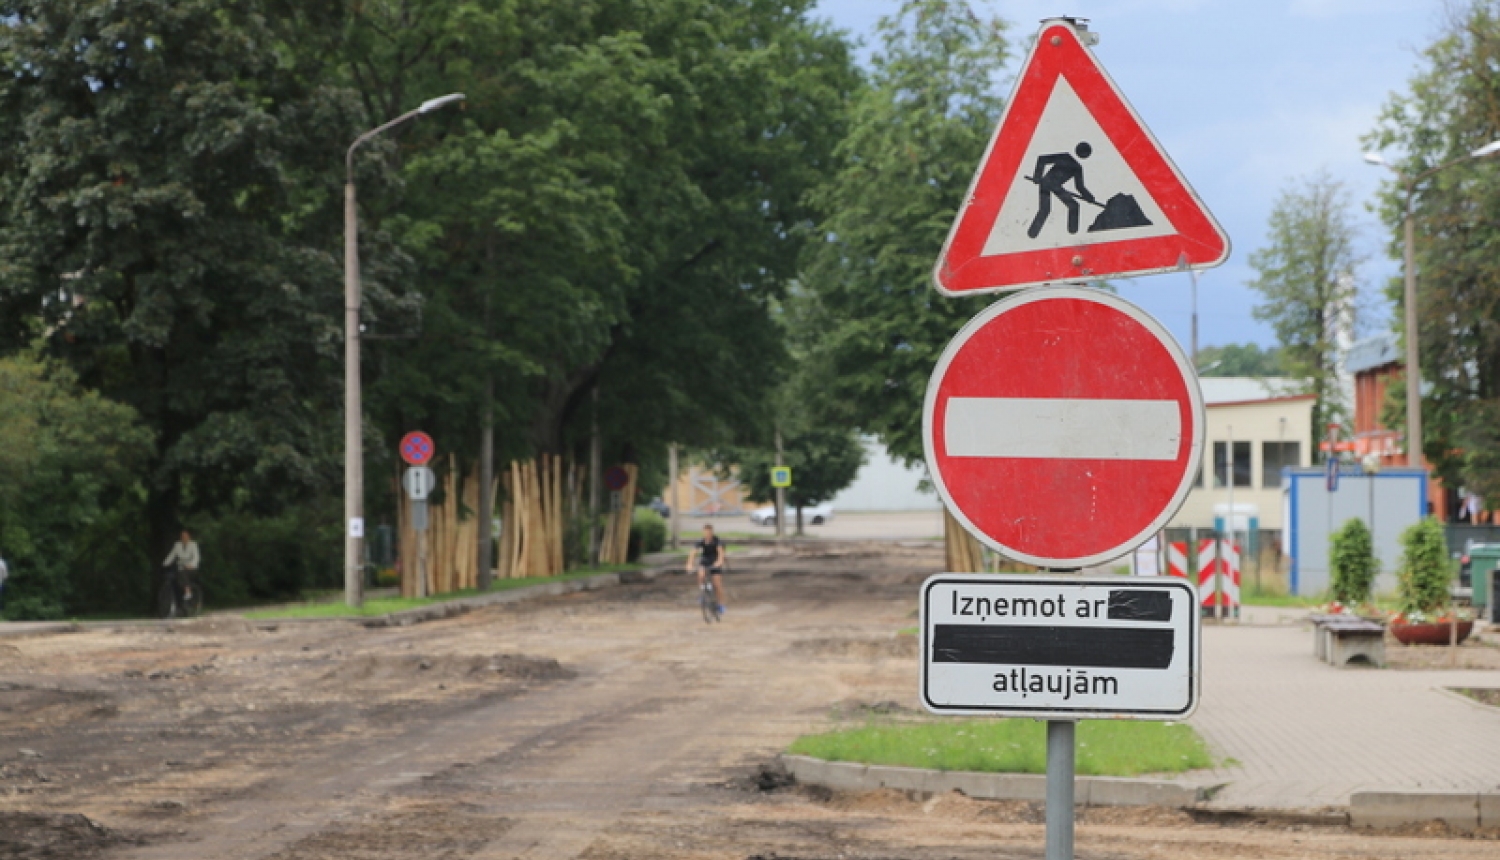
[[1262, 441, 1300, 489], [1213, 441, 1252, 488]]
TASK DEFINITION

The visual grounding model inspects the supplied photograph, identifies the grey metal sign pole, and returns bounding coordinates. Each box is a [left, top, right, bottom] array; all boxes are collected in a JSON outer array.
[[1047, 567, 1078, 860], [1046, 719, 1075, 860]]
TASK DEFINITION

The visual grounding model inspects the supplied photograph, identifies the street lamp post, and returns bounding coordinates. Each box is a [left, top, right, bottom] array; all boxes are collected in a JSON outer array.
[[1363, 139, 1500, 469], [344, 93, 465, 608]]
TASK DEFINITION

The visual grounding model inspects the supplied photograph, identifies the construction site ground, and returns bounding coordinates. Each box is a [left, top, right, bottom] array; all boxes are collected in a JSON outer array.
[[1, 541, 1497, 859]]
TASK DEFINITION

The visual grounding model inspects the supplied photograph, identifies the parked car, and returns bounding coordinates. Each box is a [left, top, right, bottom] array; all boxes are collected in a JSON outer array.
[[646, 498, 670, 519], [749, 502, 834, 526]]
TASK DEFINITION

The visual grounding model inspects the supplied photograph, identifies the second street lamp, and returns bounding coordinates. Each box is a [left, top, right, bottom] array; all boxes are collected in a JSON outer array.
[[344, 93, 465, 608], [1363, 139, 1500, 469]]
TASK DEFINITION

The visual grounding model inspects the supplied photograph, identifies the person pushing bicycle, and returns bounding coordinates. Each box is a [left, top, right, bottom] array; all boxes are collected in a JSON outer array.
[[686, 524, 728, 615], [162, 529, 201, 615]]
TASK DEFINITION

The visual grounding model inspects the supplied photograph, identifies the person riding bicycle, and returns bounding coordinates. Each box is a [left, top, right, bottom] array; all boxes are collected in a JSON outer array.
[[162, 529, 201, 611], [686, 524, 728, 615]]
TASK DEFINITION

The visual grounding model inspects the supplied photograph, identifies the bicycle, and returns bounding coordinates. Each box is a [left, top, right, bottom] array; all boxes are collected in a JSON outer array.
[[158, 566, 204, 619], [699, 578, 722, 624]]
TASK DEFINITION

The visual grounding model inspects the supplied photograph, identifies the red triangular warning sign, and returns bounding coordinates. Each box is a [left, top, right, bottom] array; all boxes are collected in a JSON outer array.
[[933, 20, 1229, 296]]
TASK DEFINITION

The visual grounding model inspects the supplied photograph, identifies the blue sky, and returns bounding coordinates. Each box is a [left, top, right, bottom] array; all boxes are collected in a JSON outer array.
[[811, 0, 1452, 353]]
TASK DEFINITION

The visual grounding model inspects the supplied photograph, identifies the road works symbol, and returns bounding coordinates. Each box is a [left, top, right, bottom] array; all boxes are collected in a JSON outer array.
[[932, 18, 1228, 295], [920, 575, 1200, 719], [922, 287, 1204, 568]]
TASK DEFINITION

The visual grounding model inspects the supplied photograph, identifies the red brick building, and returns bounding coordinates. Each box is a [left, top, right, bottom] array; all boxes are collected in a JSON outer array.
[[1346, 334, 1450, 519]]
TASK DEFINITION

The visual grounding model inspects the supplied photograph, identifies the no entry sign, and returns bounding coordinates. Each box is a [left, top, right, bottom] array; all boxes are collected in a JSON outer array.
[[922, 287, 1203, 567], [921, 574, 1200, 719]]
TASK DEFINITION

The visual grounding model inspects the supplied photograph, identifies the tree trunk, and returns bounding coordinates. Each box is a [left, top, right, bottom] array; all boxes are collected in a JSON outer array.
[[589, 386, 602, 567]]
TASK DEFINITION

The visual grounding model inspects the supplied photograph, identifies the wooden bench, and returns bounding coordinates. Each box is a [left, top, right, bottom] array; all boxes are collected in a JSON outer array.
[[1310, 615, 1386, 668]]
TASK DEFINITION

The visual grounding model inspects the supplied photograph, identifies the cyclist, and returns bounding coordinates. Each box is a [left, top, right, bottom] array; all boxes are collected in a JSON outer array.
[[686, 524, 728, 615], [162, 529, 201, 615]]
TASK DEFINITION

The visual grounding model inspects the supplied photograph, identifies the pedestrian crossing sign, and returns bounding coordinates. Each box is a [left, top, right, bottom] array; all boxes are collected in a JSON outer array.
[[770, 466, 792, 488], [932, 18, 1228, 296]]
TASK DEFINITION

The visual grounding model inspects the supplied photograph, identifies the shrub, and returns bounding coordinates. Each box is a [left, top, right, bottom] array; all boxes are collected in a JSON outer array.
[[629, 507, 667, 561], [1329, 518, 1377, 606], [1396, 517, 1452, 616]]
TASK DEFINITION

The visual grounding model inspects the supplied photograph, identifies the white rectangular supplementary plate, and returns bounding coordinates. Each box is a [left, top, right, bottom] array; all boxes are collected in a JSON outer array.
[[944, 398, 1180, 460], [920, 574, 1199, 720]]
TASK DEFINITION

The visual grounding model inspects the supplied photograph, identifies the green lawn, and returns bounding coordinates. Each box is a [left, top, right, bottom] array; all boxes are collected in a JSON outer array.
[[1240, 592, 1319, 608], [789, 719, 1213, 777], [242, 564, 644, 620]]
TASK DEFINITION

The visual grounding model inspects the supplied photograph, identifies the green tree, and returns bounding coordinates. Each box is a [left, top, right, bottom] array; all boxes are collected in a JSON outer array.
[[1366, 2, 1500, 498], [344, 0, 859, 519], [731, 426, 866, 535], [1396, 517, 1452, 617], [1197, 343, 1285, 377], [1328, 517, 1377, 607], [0, 1, 364, 603], [0, 355, 151, 618], [799, 0, 1008, 465], [1246, 172, 1362, 456]]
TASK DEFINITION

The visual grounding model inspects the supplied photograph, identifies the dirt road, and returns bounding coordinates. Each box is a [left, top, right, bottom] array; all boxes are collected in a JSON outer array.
[[0, 542, 1495, 859]]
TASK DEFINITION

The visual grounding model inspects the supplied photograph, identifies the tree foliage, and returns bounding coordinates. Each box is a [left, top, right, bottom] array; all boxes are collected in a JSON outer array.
[[1396, 517, 1452, 616], [1366, 2, 1500, 499], [348, 0, 859, 485], [1329, 517, 1377, 607], [0, 0, 364, 599], [798, 0, 1008, 465], [1197, 343, 1285, 377], [0, 355, 151, 618], [0, 0, 861, 611], [1245, 173, 1362, 450]]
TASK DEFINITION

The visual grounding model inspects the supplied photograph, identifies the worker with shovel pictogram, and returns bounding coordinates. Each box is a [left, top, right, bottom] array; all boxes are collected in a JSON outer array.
[[1026, 141, 1154, 239]]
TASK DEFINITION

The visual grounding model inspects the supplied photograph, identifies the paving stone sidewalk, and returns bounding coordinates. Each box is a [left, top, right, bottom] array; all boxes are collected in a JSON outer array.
[[1189, 617, 1500, 809]]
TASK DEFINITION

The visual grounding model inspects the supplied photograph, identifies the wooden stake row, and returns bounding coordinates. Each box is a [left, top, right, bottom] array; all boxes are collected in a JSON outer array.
[[398, 456, 497, 597], [597, 463, 638, 566], [497, 455, 567, 579], [944, 507, 984, 573]]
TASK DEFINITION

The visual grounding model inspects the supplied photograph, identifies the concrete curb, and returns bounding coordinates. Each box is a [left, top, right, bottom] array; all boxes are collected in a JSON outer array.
[[782, 756, 1500, 829], [1350, 791, 1500, 831], [779, 754, 1215, 807], [0, 567, 687, 638]]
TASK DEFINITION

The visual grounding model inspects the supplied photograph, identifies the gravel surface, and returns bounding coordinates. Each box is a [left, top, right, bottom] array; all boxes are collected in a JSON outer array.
[[1, 542, 1497, 858]]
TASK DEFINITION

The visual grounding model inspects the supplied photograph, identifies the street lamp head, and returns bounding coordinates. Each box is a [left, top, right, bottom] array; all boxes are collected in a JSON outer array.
[[1471, 139, 1500, 159], [417, 93, 466, 114], [1362, 152, 1388, 167]]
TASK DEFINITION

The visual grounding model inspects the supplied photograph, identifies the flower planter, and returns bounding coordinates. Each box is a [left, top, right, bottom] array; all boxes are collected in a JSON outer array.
[[1389, 620, 1473, 646]]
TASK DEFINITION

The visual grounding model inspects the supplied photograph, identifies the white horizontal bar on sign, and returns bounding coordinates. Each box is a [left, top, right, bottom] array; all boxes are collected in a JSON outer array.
[[944, 398, 1180, 461]]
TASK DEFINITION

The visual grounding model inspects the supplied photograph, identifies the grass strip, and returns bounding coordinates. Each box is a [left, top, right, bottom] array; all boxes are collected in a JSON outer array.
[[788, 719, 1212, 777], [243, 564, 644, 620]]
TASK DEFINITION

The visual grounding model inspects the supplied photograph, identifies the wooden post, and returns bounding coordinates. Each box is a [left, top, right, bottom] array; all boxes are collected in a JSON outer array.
[[668, 443, 680, 550], [478, 376, 494, 590]]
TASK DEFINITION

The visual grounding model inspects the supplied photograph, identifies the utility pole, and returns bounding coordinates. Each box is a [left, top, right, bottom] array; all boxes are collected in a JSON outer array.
[[774, 427, 787, 541], [342, 92, 464, 608], [1190, 268, 1200, 368], [668, 442, 680, 550]]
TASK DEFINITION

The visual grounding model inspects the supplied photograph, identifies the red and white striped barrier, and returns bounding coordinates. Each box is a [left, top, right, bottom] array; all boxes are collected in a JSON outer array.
[[1167, 542, 1189, 579], [1196, 539, 1240, 610]]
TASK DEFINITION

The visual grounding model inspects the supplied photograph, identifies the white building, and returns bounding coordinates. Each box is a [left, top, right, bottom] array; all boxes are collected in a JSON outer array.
[[1168, 377, 1315, 532], [830, 436, 940, 512]]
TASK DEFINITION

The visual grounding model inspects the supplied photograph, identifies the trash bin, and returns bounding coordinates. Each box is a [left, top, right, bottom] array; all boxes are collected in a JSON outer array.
[[1493, 572, 1500, 624], [1470, 544, 1500, 619]]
